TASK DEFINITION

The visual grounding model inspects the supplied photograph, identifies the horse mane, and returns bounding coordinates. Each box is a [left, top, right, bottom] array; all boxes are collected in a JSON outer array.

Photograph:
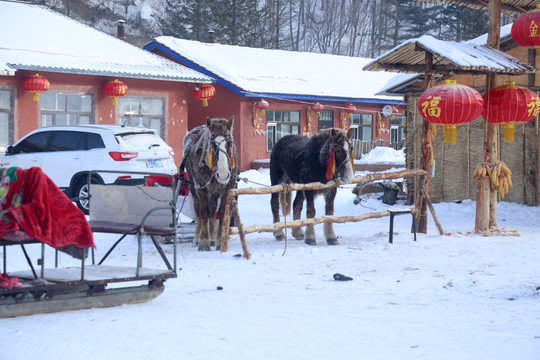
[[183, 118, 235, 171]]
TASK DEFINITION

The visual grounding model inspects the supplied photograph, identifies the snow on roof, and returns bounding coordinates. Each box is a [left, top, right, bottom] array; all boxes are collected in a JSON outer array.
[[147, 36, 402, 103], [0, 1, 212, 83], [364, 33, 532, 74], [371, 23, 531, 95]]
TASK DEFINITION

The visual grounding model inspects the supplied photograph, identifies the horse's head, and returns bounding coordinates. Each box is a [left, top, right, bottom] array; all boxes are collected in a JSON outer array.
[[206, 117, 236, 184], [327, 128, 355, 184]]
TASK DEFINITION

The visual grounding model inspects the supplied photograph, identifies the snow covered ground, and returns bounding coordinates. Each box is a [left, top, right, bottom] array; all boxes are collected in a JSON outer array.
[[1, 148, 539, 360]]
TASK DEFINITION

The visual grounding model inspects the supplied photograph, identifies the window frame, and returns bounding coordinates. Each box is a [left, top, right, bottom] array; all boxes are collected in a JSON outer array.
[[318, 109, 334, 131], [118, 96, 166, 139], [390, 114, 405, 144], [0, 88, 14, 150], [265, 109, 301, 152], [40, 92, 95, 127], [349, 112, 373, 141]]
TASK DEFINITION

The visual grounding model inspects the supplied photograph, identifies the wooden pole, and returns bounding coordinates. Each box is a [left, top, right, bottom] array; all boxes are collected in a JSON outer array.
[[219, 195, 234, 253], [415, 52, 433, 234], [231, 169, 426, 197], [220, 169, 431, 254], [228, 211, 404, 236], [420, 186, 444, 235], [231, 199, 251, 259], [476, 0, 501, 233]]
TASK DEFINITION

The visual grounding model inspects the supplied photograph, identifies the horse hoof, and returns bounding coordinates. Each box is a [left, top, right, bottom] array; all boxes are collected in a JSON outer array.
[[326, 238, 339, 246], [305, 239, 316, 246], [292, 229, 304, 240], [275, 235, 284, 241], [198, 244, 211, 251], [216, 244, 221, 251], [210, 241, 216, 247]]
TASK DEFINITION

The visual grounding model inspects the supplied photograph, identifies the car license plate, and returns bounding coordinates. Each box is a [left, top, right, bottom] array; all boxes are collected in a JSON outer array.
[[146, 160, 163, 168]]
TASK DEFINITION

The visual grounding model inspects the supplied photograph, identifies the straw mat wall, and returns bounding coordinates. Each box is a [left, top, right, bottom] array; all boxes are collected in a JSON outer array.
[[405, 95, 539, 205]]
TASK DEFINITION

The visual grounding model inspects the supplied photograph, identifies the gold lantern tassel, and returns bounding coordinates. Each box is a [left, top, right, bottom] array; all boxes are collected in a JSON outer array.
[[443, 125, 457, 143], [33, 92, 40, 102], [207, 148, 214, 170], [503, 124, 515, 142], [112, 96, 119, 106], [202, 99, 209, 107]]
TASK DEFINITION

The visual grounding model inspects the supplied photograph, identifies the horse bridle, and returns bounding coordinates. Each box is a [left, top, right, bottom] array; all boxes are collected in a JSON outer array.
[[200, 135, 236, 187], [178, 135, 236, 190], [332, 141, 354, 175]]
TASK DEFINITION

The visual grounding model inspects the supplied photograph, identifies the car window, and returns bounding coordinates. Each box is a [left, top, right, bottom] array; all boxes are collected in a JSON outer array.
[[118, 132, 164, 149], [50, 131, 85, 151], [87, 133, 105, 150], [15, 132, 51, 153]]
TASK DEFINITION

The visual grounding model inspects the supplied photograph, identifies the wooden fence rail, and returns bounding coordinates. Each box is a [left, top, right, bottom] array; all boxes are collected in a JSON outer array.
[[220, 169, 429, 259]]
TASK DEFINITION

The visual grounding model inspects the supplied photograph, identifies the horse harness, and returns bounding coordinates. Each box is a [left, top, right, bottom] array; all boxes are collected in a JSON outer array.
[[326, 139, 354, 180], [180, 127, 237, 189]]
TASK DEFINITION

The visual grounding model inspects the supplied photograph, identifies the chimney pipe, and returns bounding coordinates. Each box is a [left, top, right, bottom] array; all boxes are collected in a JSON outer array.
[[208, 30, 215, 43], [117, 20, 126, 40]]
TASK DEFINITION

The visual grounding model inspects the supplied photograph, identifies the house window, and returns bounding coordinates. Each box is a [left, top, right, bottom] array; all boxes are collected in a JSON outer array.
[[318, 110, 334, 131], [0, 89, 13, 150], [350, 113, 373, 141], [266, 110, 301, 152], [118, 97, 165, 138], [390, 115, 404, 145], [41, 92, 94, 127]]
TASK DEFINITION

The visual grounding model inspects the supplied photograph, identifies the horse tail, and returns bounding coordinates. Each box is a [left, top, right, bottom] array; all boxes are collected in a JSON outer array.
[[280, 191, 291, 216]]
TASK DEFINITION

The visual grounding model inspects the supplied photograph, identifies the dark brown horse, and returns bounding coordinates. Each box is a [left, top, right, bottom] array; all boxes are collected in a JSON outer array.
[[181, 117, 237, 251], [270, 128, 354, 245]]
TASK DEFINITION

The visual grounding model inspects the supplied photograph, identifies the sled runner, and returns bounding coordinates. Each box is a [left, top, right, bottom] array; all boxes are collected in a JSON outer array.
[[0, 168, 179, 318]]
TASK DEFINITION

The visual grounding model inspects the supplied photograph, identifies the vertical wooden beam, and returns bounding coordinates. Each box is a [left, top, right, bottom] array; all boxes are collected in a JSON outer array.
[[416, 52, 433, 233], [476, 0, 501, 232]]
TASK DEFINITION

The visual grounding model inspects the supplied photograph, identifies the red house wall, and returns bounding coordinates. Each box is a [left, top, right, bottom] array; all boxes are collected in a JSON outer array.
[[1, 70, 192, 169], [188, 87, 398, 171]]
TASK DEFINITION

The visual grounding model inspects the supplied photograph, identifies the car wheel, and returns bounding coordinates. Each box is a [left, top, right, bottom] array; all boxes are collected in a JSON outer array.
[[73, 177, 100, 215]]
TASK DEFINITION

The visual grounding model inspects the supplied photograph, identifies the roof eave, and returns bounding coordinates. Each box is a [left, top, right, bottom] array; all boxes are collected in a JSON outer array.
[[8, 64, 214, 83], [240, 91, 404, 105]]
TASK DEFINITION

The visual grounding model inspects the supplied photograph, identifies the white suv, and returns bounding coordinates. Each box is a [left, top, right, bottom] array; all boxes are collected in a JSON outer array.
[[0, 124, 177, 213]]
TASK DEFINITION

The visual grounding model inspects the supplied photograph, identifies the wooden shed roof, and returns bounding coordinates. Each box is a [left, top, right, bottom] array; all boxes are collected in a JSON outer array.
[[418, 0, 540, 15], [362, 34, 534, 76]]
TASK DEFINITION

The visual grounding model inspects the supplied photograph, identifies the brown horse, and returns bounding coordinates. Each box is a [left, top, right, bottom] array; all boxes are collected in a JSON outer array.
[[181, 117, 237, 251], [270, 128, 354, 245]]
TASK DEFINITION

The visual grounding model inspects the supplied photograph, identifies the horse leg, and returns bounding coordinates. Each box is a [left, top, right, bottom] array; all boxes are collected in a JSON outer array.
[[215, 193, 230, 251], [197, 190, 211, 251], [207, 195, 219, 248], [304, 190, 317, 245], [271, 192, 285, 241], [191, 189, 202, 246], [324, 188, 339, 245], [291, 191, 305, 240]]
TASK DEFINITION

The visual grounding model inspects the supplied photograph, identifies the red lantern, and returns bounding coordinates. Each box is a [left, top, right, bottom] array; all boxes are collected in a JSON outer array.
[[418, 80, 484, 143], [311, 103, 325, 116], [256, 99, 269, 114], [193, 84, 216, 107], [511, 5, 540, 48], [103, 79, 128, 106], [344, 104, 356, 118], [482, 81, 540, 142], [23, 73, 50, 102]]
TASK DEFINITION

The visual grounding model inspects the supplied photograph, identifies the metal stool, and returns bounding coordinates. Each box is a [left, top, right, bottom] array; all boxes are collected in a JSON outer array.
[[388, 209, 417, 244]]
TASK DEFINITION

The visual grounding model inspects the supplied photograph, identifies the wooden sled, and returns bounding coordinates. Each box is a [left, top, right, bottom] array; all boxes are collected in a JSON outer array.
[[0, 170, 180, 318]]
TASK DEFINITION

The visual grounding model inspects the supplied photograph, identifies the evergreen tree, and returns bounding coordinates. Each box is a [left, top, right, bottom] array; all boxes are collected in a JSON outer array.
[[212, 0, 261, 46], [398, 0, 442, 41], [440, 5, 489, 42], [158, 0, 212, 41]]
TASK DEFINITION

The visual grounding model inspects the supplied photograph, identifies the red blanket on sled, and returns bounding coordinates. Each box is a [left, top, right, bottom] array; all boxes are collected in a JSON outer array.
[[0, 167, 95, 259]]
